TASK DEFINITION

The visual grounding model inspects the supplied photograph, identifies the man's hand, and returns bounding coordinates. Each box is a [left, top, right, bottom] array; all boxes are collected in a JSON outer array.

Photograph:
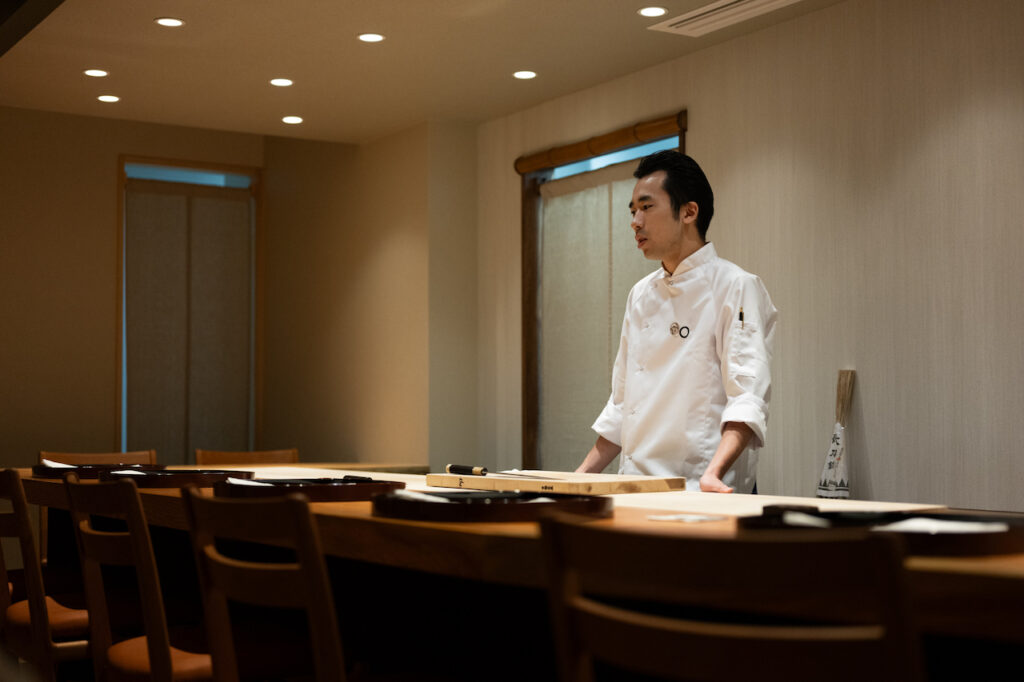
[[699, 422, 754, 493], [699, 472, 734, 493]]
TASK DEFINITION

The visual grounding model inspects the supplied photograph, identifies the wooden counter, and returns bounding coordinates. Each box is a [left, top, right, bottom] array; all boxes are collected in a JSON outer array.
[[21, 467, 1024, 646]]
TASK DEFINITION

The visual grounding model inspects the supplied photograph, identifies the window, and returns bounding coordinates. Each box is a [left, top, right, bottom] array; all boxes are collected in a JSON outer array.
[[119, 158, 261, 463], [516, 112, 687, 469], [549, 137, 677, 180], [125, 163, 253, 188]]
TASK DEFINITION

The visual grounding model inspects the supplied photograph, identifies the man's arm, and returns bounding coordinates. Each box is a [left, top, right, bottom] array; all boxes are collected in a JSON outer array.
[[699, 422, 754, 493], [575, 436, 622, 473], [710, 274, 777, 493]]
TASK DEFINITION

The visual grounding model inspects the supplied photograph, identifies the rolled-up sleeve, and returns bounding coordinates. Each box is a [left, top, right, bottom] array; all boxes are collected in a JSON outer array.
[[719, 275, 777, 448], [591, 309, 630, 447]]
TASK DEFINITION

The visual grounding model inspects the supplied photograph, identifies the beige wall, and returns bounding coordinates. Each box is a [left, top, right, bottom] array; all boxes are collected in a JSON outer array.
[[259, 122, 479, 466], [261, 129, 432, 464], [0, 105, 262, 465], [476, 0, 1024, 510], [427, 123, 479, 472]]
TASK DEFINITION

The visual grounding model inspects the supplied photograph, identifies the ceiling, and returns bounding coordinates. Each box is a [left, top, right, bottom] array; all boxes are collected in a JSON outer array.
[[0, 0, 842, 144]]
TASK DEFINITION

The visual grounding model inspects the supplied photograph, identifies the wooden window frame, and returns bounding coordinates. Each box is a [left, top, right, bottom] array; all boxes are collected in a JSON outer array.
[[514, 111, 687, 469]]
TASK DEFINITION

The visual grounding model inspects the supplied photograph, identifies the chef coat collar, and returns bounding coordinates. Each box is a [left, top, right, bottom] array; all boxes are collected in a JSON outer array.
[[662, 242, 717, 282]]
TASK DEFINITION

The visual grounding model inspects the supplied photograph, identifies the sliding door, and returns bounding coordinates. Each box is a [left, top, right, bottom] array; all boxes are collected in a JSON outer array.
[[124, 179, 254, 463]]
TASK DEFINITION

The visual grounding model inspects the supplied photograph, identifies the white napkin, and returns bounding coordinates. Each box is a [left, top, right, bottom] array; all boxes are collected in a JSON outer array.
[[392, 489, 452, 504], [873, 517, 1009, 534], [227, 477, 273, 486], [647, 513, 728, 523]]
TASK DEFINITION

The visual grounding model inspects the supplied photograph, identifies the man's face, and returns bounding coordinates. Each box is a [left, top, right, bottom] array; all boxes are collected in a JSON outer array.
[[629, 171, 689, 268]]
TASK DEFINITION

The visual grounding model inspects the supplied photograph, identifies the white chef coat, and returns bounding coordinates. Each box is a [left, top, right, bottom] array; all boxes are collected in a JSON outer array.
[[592, 243, 777, 493]]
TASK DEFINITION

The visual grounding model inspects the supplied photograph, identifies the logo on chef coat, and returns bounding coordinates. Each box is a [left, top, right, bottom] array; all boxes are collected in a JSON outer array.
[[669, 322, 690, 339]]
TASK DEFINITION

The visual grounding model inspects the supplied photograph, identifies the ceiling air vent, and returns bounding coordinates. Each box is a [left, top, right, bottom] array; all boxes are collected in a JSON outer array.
[[647, 0, 804, 37]]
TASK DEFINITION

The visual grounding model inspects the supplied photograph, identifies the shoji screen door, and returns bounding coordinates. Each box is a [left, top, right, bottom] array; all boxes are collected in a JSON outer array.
[[538, 162, 656, 472], [123, 179, 254, 463]]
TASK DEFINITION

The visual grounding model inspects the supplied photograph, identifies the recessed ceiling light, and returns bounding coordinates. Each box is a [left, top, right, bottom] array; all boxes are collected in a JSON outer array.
[[270, 78, 293, 87], [84, 69, 108, 77], [638, 7, 668, 17], [513, 71, 536, 80], [155, 17, 184, 27], [97, 95, 120, 103], [282, 116, 303, 125], [358, 33, 384, 43]]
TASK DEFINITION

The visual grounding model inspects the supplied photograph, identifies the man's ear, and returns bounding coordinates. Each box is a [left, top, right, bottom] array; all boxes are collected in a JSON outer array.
[[681, 201, 699, 225]]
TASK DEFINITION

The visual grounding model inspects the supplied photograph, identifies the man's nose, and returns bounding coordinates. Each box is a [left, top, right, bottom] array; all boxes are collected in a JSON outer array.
[[631, 213, 642, 230]]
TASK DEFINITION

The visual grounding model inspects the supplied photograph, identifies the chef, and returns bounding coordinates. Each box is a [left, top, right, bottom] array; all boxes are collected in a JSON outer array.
[[575, 151, 777, 493]]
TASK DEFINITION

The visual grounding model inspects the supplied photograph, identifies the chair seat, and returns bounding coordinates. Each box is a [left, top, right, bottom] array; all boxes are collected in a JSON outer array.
[[1, 468, 94, 681], [106, 634, 212, 682], [4, 594, 90, 657]]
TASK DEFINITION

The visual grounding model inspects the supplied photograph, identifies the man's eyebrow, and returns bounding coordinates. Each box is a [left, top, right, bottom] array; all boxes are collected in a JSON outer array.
[[630, 194, 653, 210]]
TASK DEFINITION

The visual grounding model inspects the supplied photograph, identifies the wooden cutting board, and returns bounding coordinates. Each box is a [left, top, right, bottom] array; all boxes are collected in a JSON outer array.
[[424, 470, 686, 495]]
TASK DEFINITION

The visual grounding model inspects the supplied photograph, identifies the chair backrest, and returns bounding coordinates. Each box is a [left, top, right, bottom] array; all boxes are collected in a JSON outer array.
[[63, 472, 174, 681], [181, 486, 345, 682], [40, 450, 158, 466], [0, 469, 52, 659], [193, 449, 298, 466], [540, 516, 923, 682], [36, 451, 156, 566]]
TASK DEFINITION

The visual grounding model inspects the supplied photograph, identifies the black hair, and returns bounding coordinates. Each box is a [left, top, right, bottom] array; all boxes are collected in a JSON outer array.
[[634, 150, 714, 240]]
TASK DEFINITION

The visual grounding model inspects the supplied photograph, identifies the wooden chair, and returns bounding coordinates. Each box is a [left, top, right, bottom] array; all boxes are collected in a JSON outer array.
[[180, 486, 345, 682], [193, 449, 298, 466], [0, 469, 90, 682], [540, 516, 923, 682], [64, 473, 211, 682], [38, 450, 158, 565]]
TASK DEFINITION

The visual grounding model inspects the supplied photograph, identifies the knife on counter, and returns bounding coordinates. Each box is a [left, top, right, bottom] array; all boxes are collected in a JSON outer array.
[[444, 464, 561, 480]]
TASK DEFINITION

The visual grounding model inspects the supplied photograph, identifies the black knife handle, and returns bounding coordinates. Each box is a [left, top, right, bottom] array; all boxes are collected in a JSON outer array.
[[446, 464, 487, 476]]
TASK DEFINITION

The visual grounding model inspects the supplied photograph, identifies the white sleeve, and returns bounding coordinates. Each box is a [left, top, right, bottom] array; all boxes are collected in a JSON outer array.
[[591, 305, 631, 446], [719, 275, 777, 448]]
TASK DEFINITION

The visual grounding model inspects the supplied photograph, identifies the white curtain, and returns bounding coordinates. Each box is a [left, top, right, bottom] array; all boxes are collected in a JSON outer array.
[[124, 179, 253, 463], [538, 162, 655, 472]]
